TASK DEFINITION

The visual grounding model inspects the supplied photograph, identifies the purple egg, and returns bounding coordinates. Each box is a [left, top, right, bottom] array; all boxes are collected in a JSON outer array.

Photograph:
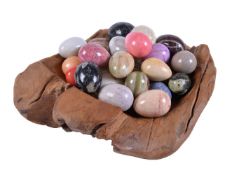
[[145, 43, 170, 62]]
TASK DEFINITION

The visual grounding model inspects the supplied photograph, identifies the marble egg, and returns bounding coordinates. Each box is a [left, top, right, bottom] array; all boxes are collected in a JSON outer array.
[[78, 43, 110, 67], [134, 90, 171, 117], [141, 58, 172, 81], [108, 22, 134, 39], [88, 37, 110, 51], [109, 36, 126, 55], [65, 67, 77, 85], [75, 62, 102, 93], [109, 51, 135, 78], [59, 37, 86, 58], [168, 73, 191, 95], [171, 50, 197, 74], [156, 34, 185, 57], [125, 71, 149, 97], [62, 56, 81, 74], [98, 84, 134, 111], [101, 70, 122, 87], [125, 32, 152, 58], [145, 43, 170, 62], [132, 25, 156, 43], [150, 82, 172, 99]]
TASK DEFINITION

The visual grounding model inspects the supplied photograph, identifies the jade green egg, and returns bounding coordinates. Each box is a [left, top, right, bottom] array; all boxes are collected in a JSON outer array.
[[125, 71, 149, 97]]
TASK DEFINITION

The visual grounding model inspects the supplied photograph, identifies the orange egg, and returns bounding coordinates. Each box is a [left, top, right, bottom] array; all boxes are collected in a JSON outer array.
[[62, 56, 81, 74]]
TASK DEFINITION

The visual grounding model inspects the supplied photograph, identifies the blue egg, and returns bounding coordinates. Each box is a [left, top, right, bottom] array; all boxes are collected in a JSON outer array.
[[150, 82, 172, 98]]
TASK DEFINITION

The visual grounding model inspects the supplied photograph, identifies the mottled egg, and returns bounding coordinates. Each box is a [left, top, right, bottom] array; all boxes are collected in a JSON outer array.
[[134, 90, 171, 117], [59, 37, 86, 58], [108, 22, 134, 39], [168, 73, 191, 95], [125, 71, 149, 97], [171, 50, 197, 74], [125, 32, 152, 58], [156, 34, 185, 57], [75, 62, 102, 93], [78, 43, 110, 67], [141, 58, 172, 81], [132, 25, 156, 43], [150, 82, 172, 98], [109, 51, 135, 78], [98, 84, 134, 111], [109, 36, 126, 55]]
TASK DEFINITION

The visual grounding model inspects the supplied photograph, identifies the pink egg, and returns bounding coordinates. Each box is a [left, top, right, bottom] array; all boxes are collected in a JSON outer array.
[[78, 43, 110, 66], [125, 32, 152, 58]]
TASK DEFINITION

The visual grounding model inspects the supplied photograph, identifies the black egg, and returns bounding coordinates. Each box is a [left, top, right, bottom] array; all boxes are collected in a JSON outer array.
[[156, 34, 185, 58], [75, 62, 102, 93], [108, 22, 134, 39]]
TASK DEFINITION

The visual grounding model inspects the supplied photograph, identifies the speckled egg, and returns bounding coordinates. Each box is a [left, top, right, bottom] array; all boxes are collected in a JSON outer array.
[[134, 90, 171, 117], [62, 56, 81, 74], [150, 82, 172, 98], [171, 50, 197, 74], [109, 36, 126, 55], [156, 34, 185, 57], [78, 43, 110, 66], [141, 58, 172, 81], [125, 71, 149, 97], [59, 37, 86, 58], [75, 62, 102, 93], [98, 84, 134, 111], [168, 73, 191, 95], [132, 25, 156, 43], [108, 22, 134, 39], [109, 51, 135, 78]]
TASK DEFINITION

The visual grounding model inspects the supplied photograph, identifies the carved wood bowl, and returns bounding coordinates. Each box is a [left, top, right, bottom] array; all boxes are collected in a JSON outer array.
[[14, 29, 216, 159]]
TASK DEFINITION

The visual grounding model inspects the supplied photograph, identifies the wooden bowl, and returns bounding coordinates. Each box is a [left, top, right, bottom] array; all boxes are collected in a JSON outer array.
[[14, 29, 216, 159]]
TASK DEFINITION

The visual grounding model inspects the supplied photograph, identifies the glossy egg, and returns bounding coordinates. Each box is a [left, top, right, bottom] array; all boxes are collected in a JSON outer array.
[[62, 56, 81, 74], [75, 62, 102, 93], [109, 51, 135, 78], [59, 37, 86, 58], [132, 25, 156, 43], [156, 34, 185, 57], [141, 58, 172, 81], [145, 43, 170, 62], [108, 22, 134, 39], [134, 90, 171, 117], [168, 73, 191, 95], [125, 32, 152, 58], [65, 67, 77, 85], [171, 50, 197, 74], [98, 84, 134, 111], [78, 43, 110, 66], [109, 36, 126, 55], [125, 71, 149, 96]]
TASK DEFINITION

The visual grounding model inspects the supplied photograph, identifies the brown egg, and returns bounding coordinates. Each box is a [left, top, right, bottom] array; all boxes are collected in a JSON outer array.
[[62, 56, 81, 74]]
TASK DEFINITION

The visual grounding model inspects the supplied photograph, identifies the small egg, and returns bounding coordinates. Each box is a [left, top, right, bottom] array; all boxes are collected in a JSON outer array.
[[108, 22, 134, 39], [62, 56, 80, 74], [59, 37, 86, 58], [168, 73, 191, 95], [145, 43, 170, 62], [109, 36, 126, 55], [65, 67, 77, 85], [150, 82, 172, 98]]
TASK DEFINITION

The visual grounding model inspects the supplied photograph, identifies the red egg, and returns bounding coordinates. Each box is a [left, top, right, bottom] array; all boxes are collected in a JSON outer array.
[[65, 67, 77, 85], [125, 32, 152, 58]]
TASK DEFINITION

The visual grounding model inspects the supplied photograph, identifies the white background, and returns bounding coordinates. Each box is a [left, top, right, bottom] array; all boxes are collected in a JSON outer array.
[[0, 0, 238, 174]]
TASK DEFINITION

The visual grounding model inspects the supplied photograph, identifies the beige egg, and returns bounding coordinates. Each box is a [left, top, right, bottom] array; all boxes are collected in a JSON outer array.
[[141, 58, 172, 81]]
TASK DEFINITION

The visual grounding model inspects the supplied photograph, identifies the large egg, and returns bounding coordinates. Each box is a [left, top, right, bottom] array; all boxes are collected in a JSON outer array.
[[98, 84, 134, 111], [134, 90, 171, 117]]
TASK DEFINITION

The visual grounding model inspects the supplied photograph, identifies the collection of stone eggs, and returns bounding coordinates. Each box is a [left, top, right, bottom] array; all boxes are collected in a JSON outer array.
[[59, 22, 197, 118]]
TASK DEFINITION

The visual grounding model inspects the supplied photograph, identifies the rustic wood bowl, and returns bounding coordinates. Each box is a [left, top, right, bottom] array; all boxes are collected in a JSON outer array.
[[14, 29, 216, 159]]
